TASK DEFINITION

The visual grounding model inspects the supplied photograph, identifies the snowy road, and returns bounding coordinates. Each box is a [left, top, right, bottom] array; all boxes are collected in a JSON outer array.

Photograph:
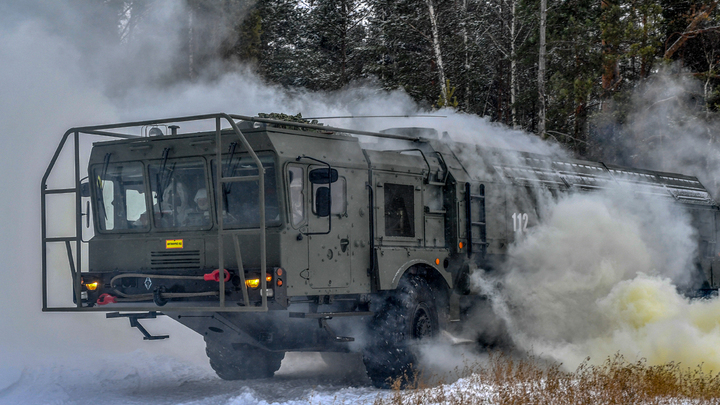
[[0, 352, 385, 405]]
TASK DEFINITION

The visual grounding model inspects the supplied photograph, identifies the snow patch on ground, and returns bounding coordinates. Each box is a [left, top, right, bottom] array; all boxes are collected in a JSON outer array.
[[0, 351, 382, 405]]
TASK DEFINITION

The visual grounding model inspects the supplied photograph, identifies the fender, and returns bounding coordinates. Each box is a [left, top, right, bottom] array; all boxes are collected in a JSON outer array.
[[386, 258, 453, 290]]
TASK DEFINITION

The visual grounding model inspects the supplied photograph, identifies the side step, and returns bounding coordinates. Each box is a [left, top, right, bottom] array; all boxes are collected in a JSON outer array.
[[289, 311, 374, 343], [106, 311, 169, 340]]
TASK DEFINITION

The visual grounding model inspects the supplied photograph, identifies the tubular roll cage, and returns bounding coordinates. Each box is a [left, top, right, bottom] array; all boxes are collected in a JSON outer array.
[[41, 113, 424, 313]]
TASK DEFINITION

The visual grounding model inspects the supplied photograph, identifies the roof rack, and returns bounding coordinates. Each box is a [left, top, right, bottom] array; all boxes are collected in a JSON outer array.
[[65, 113, 430, 143]]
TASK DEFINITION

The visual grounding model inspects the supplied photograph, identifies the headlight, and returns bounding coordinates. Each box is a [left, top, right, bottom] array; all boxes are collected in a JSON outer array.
[[81, 278, 99, 291], [245, 275, 272, 289]]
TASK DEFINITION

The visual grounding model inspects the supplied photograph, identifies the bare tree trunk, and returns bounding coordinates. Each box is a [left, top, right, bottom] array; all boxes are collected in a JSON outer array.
[[664, 1, 718, 60], [510, 0, 518, 128], [188, 6, 195, 81], [640, 14, 648, 78], [341, 0, 348, 86], [461, 0, 470, 110], [538, 0, 547, 138], [600, 0, 620, 94], [427, 0, 448, 104]]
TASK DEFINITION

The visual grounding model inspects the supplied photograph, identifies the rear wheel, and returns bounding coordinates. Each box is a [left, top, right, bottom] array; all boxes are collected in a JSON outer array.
[[363, 276, 439, 388], [205, 340, 285, 380]]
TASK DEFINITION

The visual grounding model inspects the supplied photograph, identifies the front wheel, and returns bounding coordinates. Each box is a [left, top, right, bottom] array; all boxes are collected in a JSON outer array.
[[363, 276, 439, 388], [205, 340, 285, 380]]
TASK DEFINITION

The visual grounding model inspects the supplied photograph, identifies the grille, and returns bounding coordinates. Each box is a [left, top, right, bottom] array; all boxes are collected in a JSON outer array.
[[150, 250, 201, 271]]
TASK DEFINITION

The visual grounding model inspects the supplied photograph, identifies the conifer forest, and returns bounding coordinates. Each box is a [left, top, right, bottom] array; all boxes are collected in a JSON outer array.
[[103, 0, 719, 187]]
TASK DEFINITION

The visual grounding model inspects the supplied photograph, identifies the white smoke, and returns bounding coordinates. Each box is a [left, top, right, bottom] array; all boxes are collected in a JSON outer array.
[[467, 184, 720, 372], [593, 69, 720, 197], [3, 0, 719, 396], [454, 67, 720, 373], [0, 0, 468, 391]]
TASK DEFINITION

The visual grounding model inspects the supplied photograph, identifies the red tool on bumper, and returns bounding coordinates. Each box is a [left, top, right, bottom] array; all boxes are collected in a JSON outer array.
[[204, 269, 230, 282], [97, 293, 117, 305]]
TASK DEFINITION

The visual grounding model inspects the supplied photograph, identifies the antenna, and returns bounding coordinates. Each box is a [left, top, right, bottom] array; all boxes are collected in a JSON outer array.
[[303, 115, 446, 120]]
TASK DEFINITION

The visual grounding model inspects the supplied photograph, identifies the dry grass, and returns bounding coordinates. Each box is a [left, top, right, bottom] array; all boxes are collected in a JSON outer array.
[[374, 353, 720, 405]]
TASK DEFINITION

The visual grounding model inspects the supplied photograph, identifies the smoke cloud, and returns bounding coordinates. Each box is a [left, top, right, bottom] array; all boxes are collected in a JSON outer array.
[[468, 183, 720, 373], [3, 0, 719, 397], [593, 69, 720, 197], [0, 0, 459, 392], [451, 68, 720, 374]]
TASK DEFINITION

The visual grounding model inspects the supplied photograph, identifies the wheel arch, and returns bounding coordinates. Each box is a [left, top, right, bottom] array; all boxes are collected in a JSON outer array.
[[388, 260, 451, 296]]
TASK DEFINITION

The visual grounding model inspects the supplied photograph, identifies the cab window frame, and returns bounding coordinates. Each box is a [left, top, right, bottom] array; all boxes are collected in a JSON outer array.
[[384, 183, 416, 238], [286, 163, 306, 229], [311, 173, 347, 216], [91, 160, 151, 234], [376, 173, 423, 245], [211, 152, 284, 229], [148, 156, 214, 232]]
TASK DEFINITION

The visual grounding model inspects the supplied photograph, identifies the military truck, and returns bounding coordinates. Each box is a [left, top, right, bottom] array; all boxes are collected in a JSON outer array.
[[41, 113, 720, 387]]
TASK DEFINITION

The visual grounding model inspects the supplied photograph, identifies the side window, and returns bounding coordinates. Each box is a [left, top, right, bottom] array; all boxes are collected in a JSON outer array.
[[211, 156, 281, 228], [312, 177, 347, 215], [99, 180, 115, 230], [288, 165, 305, 227], [385, 183, 415, 237]]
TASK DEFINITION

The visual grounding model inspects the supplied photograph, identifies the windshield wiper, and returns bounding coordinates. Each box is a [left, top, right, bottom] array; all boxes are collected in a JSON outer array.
[[96, 153, 112, 220], [156, 148, 172, 217], [222, 142, 239, 207]]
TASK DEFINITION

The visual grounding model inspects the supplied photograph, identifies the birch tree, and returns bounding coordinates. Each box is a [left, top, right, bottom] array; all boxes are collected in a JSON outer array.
[[426, 0, 449, 105], [481, 0, 532, 125], [538, 0, 547, 137]]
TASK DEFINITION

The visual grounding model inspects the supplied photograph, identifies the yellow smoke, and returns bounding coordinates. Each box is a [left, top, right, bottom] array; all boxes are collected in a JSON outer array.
[[492, 186, 720, 372], [586, 274, 720, 373]]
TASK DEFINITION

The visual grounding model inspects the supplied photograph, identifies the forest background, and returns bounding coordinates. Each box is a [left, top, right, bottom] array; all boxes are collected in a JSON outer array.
[[74, 0, 720, 192]]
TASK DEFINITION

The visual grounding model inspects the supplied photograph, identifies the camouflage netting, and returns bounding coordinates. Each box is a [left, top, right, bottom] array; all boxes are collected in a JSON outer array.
[[257, 113, 321, 130]]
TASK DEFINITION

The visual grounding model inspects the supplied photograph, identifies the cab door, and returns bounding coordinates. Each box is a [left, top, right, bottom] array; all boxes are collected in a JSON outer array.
[[306, 166, 354, 291]]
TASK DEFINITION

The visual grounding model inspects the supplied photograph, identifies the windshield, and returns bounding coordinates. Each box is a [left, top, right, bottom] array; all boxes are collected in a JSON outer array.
[[213, 155, 281, 228], [93, 162, 148, 231], [149, 158, 211, 229]]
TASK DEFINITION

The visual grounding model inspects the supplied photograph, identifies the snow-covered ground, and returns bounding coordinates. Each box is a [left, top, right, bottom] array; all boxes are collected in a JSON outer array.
[[0, 351, 385, 405]]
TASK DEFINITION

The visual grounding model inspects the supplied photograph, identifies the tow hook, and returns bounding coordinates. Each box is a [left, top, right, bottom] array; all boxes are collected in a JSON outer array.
[[153, 286, 168, 306]]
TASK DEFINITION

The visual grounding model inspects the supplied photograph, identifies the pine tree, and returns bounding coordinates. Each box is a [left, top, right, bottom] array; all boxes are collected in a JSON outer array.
[[255, 0, 308, 86], [363, 0, 437, 104], [303, 0, 369, 90]]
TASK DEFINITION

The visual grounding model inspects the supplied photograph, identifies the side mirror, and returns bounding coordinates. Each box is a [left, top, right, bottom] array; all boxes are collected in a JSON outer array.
[[309, 168, 338, 184], [80, 181, 91, 197], [315, 187, 331, 217]]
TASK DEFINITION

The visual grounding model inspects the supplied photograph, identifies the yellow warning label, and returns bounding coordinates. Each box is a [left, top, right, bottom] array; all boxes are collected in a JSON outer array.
[[166, 239, 183, 249]]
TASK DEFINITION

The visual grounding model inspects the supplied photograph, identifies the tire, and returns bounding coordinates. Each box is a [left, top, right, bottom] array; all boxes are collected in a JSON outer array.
[[362, 276, 439, 388], [205, 340, 285, 380]]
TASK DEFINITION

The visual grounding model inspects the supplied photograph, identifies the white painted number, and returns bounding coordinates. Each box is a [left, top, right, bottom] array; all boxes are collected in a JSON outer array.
[[512, 212, 528, 233]]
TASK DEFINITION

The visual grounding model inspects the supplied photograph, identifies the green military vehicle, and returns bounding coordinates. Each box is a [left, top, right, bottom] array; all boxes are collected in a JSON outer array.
[[41, 113, 720, 387]]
